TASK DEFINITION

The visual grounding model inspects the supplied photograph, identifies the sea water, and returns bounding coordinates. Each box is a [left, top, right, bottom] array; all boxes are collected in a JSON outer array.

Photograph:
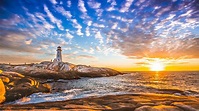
[[12, 71, 199, 104]]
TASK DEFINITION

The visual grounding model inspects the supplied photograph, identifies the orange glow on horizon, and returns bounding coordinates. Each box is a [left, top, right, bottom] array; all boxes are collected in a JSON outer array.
[[113, 58, 199, 71]]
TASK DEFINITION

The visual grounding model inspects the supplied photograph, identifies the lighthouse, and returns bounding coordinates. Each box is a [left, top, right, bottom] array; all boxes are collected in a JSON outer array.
[[54, 46, 62, 62]]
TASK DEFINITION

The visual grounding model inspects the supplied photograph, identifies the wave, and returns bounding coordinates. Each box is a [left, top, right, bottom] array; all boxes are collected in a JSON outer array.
[[9, 72, 199, 104]]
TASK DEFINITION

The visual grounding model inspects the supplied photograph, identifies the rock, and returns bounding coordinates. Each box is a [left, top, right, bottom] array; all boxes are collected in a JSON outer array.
[[11, 66, 79, 80], [2, 71, 25, 78], [46, 61, 75, 72], [0, 76, 10, 83], [133, 105, 183, 111], [0, 61, 122, 80], [73, 65, 121, 77], [0, 64, 12, 71], [172, 102, 198, 111], [152, 105, 182, 111], [0, 78, 6, 103], [0, 71, 50, 103], [0, 94, 199, 110], [134, 105, 153, 111]]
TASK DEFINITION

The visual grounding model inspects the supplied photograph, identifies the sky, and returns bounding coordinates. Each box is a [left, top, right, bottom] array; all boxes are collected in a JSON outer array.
[[0, 0, 199, 71]]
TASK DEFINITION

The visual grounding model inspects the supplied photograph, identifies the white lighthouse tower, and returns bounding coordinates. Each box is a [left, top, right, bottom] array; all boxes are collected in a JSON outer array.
[[54, 46, 62, 62]]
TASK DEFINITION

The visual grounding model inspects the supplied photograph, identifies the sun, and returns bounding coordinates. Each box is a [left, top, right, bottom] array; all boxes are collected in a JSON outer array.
[[150, 61, 165, 71]]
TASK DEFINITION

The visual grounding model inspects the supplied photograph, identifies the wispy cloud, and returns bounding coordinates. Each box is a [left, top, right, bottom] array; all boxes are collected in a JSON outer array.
[[70, 19, 83, 36], [55, 6, 72, 19], [25, 39, 32, 45], [87, 0, 101, 9], [111, 22, 118, 29], [93, 23, 105, 28], [78, 0, 87, 13], [71, 19, 82, 29], [50, 0, 58, 5], [85, 26, 90, 36], [87, 0, 103, 17], [85, 20, 92, 26], [0, 54, 42, 64], [77, 29, 84, 36], [0, 14, 22, 26], [0, 30, 40, 53], [44, 5, 64, 30], [106, 0, 117, 11], [110, 29, 199, 59], [120, 0, 134, 13], [66, 31, 73, 39], [95, 31, 103, 44], [1, 0, 199, 65], [34, 12, 55, 30], [67, 0, 71, 7], [77, 55, 96, 59]]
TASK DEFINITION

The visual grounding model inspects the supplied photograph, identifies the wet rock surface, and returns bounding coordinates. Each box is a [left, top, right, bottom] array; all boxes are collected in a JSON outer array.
[[0, 94, 198, 111]]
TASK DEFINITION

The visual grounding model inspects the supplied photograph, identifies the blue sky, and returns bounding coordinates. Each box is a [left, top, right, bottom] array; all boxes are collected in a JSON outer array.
[[0, 0, 199, 70]]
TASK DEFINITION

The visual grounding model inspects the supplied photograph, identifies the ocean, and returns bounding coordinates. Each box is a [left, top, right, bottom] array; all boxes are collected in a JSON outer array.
[[12, 71, 199, 104]]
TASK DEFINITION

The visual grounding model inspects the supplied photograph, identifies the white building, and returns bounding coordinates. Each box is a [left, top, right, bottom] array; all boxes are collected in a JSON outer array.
[[53, 46, 62, 62]]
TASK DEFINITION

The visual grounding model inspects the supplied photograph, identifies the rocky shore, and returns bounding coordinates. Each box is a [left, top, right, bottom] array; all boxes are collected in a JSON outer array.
[[1, 62, 198, 111], [0, 71, 50, 103], [0, 61, 121, 104], [0, 61, 121, 80], [0, 93, 198, 111]]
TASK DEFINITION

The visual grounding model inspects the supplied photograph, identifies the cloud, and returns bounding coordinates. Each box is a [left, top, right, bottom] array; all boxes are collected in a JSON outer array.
[[50, 0, 57, 5], [93, 23, 105, 28], [85, 26, 90, 36], [66, 32, 73, 39], [95, 46, 101, 51], [1, 0, 199, 64], [86, 21, 92, 26], [77, 29, 84, 36], [82, 47, 95, 54], [44, 5, 64, 30], [111, 29, 199, 59], [87, 0, 101, 9], [71, 19, 82, 29], [0, 54, 42, 63], [78, 0, 87, 13], [95, 31, 103, 44], [106, 0, 117, 11], [88, 47, 94, 54], [135, 62, 149, 66], [111, 22, 118, 29], [25, 39, 32, 45], [57, 37, 68, 46], [77, 55, 96, 59], [55, 6, 72, 19], [0, 14, 22, 26], [28, 12, 55, 30], [106, 6, 116, 12], [87, 0, 102, 16], [0, 29, 40, 53], [120, 0, 134, 13], [67, 0, 71, 7], [77, 0, 90, 19], [102, 0, 199, 59]]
